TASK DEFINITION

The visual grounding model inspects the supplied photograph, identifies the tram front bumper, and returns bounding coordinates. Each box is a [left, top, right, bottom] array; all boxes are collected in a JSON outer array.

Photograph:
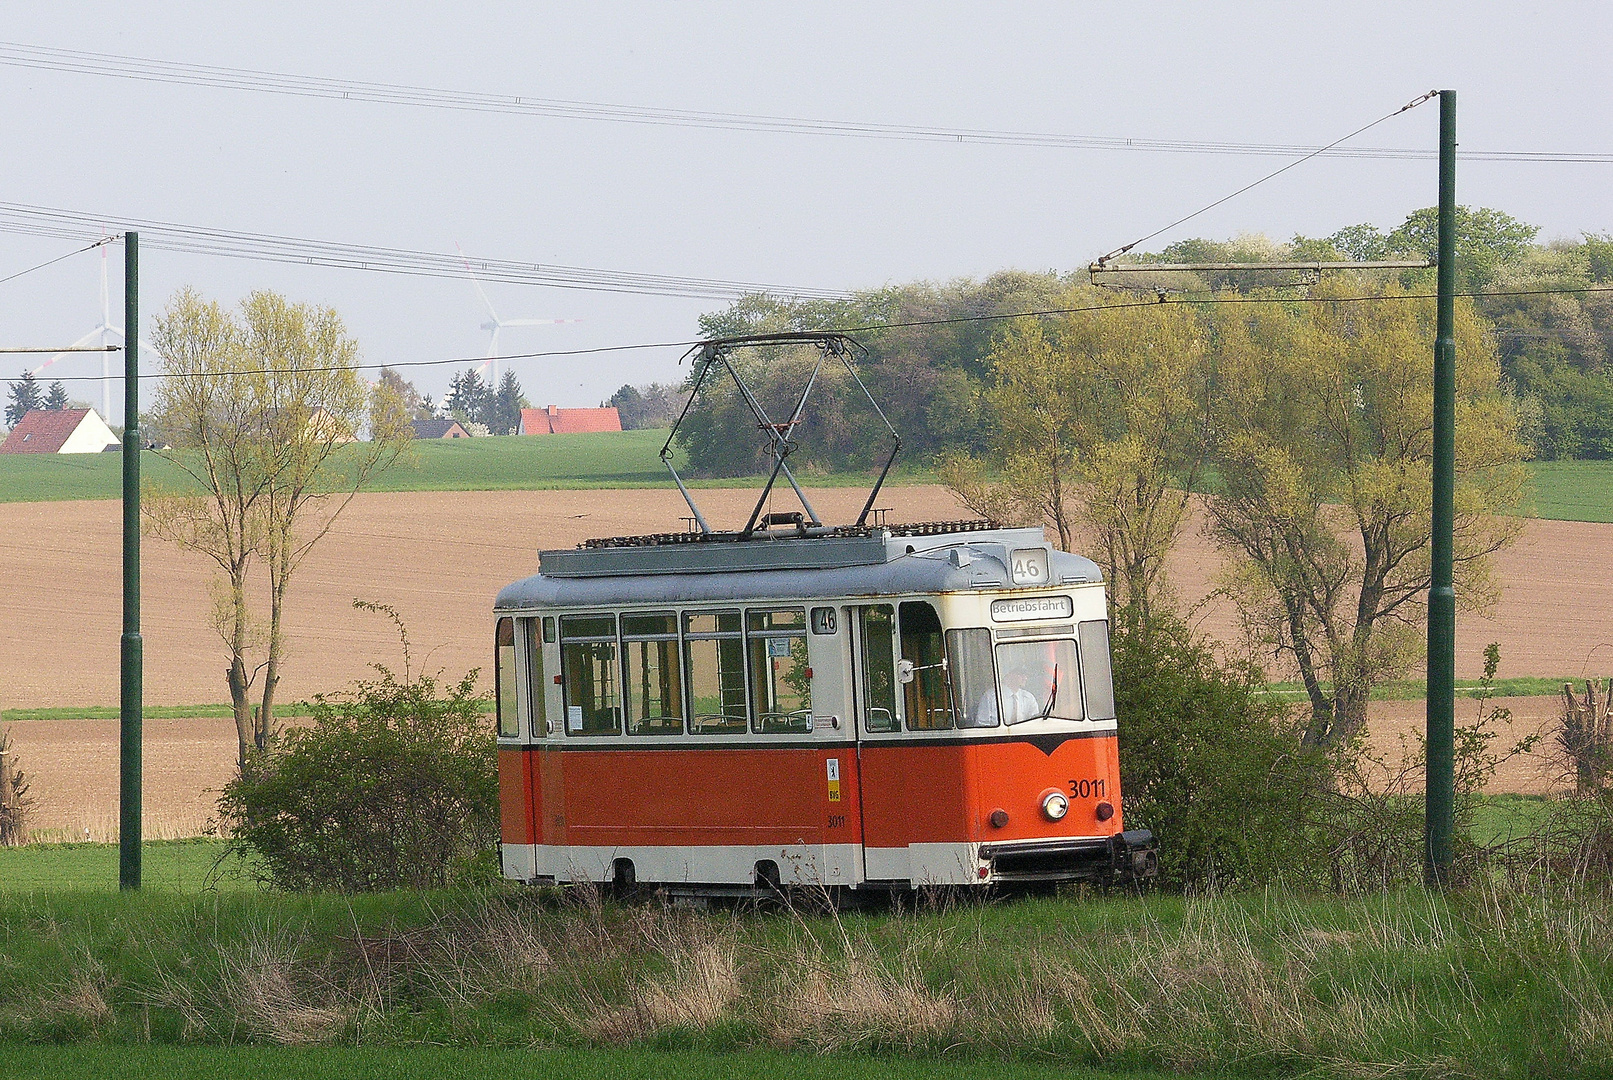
[[980, 829, 1157, 885]]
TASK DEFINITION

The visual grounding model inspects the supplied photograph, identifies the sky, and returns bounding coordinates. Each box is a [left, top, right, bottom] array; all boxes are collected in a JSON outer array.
[[2, 1, 1610, 415]]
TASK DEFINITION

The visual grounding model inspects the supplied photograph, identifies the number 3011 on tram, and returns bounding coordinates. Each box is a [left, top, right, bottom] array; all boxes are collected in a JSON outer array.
[[492, 520, 1157, 895]]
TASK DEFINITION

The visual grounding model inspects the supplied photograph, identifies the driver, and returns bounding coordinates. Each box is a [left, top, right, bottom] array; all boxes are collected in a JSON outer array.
[[976, 665, 1042, 725]]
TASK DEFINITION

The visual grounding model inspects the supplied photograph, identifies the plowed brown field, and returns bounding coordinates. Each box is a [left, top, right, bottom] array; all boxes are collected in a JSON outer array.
[[2, 487, 1609, 834]]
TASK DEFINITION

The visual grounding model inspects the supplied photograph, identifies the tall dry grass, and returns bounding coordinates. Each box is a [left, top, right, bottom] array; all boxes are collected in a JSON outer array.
[[2, 884, 1612, 1076]]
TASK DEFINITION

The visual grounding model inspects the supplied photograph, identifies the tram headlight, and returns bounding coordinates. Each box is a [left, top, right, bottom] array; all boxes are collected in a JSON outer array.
[[1041, 791, 1069, 821]]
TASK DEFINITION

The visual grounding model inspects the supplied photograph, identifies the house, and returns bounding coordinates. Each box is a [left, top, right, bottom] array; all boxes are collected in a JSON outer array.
[[304, 407, 359, 444], [0, 409, 119, 454], [519, 405, 622, 435], [411, 418, 470, 439]]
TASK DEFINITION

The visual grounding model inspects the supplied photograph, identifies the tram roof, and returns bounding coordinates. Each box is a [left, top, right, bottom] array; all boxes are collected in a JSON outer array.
[[495, 523, 1103, 609]]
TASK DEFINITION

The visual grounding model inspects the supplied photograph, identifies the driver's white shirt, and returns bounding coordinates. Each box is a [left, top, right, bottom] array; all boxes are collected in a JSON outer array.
[[977, 686, 1041, 725]]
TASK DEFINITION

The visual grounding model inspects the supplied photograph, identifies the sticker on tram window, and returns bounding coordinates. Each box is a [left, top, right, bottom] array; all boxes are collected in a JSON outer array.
[[810, 607, 837, 635], [827, 758, 842, 802], [990, 595, 1074, 622], [766, 637, 793, 658], [567, 705, 583, 732]]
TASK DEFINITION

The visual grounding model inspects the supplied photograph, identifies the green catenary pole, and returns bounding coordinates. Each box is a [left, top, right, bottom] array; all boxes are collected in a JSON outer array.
[[119, 231, 142, 890], [1425, 92, 1457, 885]]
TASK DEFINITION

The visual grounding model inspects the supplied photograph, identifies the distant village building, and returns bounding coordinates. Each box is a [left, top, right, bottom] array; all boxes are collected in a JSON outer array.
[[0, 409, 119, 454], [519, 405, 622, 435], [305, 407, 359, 444], [410, 418, 471, 439]]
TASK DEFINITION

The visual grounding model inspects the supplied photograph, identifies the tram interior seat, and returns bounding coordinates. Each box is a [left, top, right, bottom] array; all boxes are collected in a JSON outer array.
[[756, 710, 813, 734], [691, 713, 747, 734]]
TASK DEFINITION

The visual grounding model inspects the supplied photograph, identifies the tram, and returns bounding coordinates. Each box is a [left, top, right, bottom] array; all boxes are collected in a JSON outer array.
[[491, 332, 1155, 895]]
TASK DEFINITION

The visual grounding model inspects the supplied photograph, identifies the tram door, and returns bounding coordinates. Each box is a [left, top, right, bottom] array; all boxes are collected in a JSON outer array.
[[851, 604, 905, 880], [530, 616, 567, 849], [853, 602, 968, 884]]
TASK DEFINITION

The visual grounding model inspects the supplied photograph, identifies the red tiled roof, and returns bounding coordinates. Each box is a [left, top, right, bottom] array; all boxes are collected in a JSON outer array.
[[0, 409, 95, 454], [520, 406, 622, 435]]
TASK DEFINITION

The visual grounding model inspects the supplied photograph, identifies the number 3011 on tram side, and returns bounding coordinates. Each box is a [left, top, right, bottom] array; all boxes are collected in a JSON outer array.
[[492, 520, 1157, 895]]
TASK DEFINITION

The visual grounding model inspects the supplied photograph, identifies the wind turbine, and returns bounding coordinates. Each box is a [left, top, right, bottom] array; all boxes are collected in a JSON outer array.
[[28, 242, 161, 421], [456, 244, 578, 384]]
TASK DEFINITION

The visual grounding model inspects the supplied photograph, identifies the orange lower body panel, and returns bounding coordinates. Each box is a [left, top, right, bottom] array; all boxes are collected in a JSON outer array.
[[503, 733, 1122, 864]]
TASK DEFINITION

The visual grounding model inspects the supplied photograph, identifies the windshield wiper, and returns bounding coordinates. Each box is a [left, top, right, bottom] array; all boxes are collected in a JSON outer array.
[[1037, 665, 1060, 722]]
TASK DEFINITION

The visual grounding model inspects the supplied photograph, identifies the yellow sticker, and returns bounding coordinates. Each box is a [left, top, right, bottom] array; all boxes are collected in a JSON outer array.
[[827, 758, 841, 802]]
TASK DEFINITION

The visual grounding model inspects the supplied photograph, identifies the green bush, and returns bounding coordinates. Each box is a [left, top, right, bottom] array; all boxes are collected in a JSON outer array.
[[217, 667, 498, 891], [1113, 611, 1333, 889]]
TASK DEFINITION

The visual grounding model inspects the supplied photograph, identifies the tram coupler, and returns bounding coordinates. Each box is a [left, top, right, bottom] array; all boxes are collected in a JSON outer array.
[[1107, 829, 1158, 884]]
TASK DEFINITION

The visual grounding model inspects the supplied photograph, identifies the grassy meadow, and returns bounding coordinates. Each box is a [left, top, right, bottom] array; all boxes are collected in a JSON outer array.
[[0, 879, 1610, 1077], [0, 429, 939, 503]]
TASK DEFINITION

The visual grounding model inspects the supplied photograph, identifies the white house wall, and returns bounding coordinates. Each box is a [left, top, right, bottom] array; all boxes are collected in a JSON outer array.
[[57, 412, 119, 454]]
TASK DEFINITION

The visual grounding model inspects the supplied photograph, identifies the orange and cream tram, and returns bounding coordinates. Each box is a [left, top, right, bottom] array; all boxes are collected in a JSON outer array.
[[494, 331, 1154, 896], [493, 519, 1157, 895]]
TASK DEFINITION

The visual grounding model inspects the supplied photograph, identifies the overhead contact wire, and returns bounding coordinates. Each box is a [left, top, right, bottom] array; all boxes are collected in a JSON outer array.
[[1097, 91, 1441, 265]]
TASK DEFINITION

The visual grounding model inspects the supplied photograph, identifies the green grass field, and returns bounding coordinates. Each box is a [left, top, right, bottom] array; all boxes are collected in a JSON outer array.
[[0, 430, 939, 503], [1525, 460, 1613, 523], [1261, 674, 1575, 702], [0, 840, 241, 892]]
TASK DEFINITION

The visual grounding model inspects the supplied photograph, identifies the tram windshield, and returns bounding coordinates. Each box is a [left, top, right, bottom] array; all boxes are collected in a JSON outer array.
[[991, 638, 1082, 725]]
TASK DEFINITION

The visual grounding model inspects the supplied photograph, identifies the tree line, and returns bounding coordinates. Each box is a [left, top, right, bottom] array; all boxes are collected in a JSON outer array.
[[685, 205, 1611, 470]]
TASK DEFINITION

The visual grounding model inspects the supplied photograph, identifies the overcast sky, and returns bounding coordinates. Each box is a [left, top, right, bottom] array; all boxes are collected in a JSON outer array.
[[2, 2, 1609, 414]]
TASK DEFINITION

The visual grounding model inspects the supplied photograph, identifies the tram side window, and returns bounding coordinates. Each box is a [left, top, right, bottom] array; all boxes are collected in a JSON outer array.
[[496, 617, 519, 738], [623, 613, 683, 735], [947, 628, 999, 728], [898, 601, 953, 731], [521, 616, 547, 737], [1078, 619, 1117, 721], [747, 609, 811, 734], [859, 605, 899, 733], [559, 614, 621, 735], [685, 611, 747, 734]]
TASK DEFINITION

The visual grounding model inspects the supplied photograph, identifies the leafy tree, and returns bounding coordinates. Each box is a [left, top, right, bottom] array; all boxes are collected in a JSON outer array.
[[146, 288, 412, 763], [1386, 205, 1539, 291], [377, 367, 435, 421], [42, 381, 69, 411], [944, 300, 1206, 619], [445, 368, 493, 431], [489, 370, 526, 435], [1321, 223, 1391, 262], [218, 613, 496, 891], [607, 382, 685, 429], [4, 372, 42, 427], [1206, 277, 1529, 749]]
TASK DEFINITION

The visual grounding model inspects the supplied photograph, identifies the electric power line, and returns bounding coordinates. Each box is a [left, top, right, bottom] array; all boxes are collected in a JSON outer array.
[[0, 201, 851, 302], [2, 42, 1609, 164], [16, 281, 1613, 385]]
